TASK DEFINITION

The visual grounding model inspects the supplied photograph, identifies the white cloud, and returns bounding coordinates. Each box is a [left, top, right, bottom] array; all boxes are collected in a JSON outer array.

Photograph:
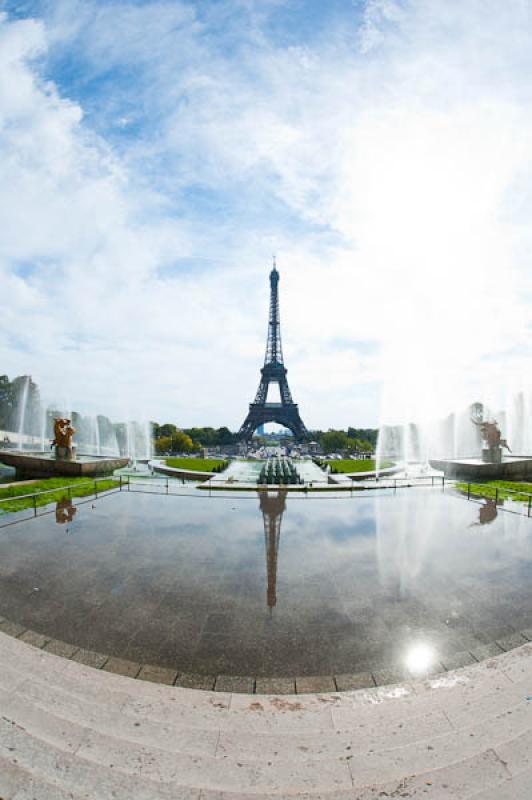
[[1, 1, 532, 431]]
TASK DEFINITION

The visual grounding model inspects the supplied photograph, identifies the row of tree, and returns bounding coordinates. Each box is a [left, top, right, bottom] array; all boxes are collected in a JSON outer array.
[[153, 424, 239, 454], [315, 428, 377, 454], [152, 423, 378, 455]]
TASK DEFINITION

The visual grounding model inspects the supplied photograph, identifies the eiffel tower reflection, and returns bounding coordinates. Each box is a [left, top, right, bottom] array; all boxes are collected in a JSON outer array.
[[259, 489, 287, 613]]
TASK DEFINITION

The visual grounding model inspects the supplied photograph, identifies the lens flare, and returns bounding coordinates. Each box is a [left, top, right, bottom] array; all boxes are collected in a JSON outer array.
[[405, 643, 436, 676]]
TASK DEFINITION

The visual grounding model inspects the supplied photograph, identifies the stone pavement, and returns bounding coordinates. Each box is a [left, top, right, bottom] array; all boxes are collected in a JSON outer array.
[[1, 630, 532, 798]]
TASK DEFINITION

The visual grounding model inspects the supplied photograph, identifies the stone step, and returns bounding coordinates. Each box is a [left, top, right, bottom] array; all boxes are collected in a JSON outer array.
[[226, 674, 532, 739], [4, 671, 532, 793], [9, 664, 532, 770], [0, 754, 40, 800], [0, 719, 200, 800], [0, 756, 85, 800], [2, 632, 529, 737], [1, 694, 530, 799], [0, 716, 352, 797], [468, 766, 532, 799], [6, 652, 532, 760], [215, 705, 453, 762], [344, 702, 531, 789], [2, 632, 532, 798], [1, 682, 220, 760], [199, 747, 510, 798]]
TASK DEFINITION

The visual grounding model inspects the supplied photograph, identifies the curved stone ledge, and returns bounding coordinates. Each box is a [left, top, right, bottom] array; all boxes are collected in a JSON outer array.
[[2, 629, 532, 798], [150, 460, 215, 481], [1, 615, 531, 694]]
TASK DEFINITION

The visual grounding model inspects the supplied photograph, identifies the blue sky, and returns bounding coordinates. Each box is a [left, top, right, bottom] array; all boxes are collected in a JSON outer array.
[[1, 0, 531, 429]]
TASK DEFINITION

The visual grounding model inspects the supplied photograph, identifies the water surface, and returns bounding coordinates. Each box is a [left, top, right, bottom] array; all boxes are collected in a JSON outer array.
[[0, 485, 530, 677]]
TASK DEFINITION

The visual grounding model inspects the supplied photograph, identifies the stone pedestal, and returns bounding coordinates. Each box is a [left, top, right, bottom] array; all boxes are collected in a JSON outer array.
[[482, 446, 502, 464], [55, 446, 77, 461]]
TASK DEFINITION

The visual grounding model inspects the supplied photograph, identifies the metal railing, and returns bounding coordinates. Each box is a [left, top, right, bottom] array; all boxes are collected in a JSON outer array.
[[349, 474, 446, 488], [2, 472, 531, 519], [0, 475, 128, 519], [460, 481, 532, 518]]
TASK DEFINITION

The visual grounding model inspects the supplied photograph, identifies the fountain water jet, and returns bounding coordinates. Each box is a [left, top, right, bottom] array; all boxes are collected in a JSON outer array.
[[377, 389, 532, 480], [16, 376, 30, 451]]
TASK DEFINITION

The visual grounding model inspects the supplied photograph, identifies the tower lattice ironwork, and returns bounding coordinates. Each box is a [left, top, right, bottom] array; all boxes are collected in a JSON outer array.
[[239, 262, 307, 440]]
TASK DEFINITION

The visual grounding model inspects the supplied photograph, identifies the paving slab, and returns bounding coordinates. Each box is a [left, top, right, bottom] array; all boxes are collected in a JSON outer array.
[[334, 672, 375, 691], [496, 633, 528, 651], [296, 675, 337, 694], [372, 667, 409, 686], [255, 677, 296, 695], [18, 629, 50, 649], [71, 648, 108, 669], [43, 639, 79, 658], [137, 665, 178, 685], [215, 675, 255, 693], [0, 755, 34, 799], [495, 726, 532, 776], [176, 672, 216, 690], [470, 641, 505, 661], [471, 765, 532, 798], [440, 650, 477, 671], [102, 656, 141, 678], [0, 620, 26, 637], [12, 782, 87, 799]]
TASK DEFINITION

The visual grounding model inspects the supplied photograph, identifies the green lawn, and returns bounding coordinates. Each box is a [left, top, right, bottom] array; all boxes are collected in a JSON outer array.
[[0, 476, 120, 514], [165, 457, 227, 472], [325, 459, 387, 473], [456, 480, 532, 503]]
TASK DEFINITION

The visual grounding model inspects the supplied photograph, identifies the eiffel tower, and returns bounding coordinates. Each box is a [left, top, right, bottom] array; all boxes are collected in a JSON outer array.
[[259, 489, 287, 611], [239, 262, 307, 440]]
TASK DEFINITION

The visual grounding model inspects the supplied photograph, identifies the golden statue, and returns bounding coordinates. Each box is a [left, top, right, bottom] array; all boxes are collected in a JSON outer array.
[[52, 418, 76, 457]]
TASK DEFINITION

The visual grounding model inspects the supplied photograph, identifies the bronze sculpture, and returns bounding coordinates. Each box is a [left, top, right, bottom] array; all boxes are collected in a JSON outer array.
[[52, 418, 76, 459], [471, 416, 511, 464], [471, 418, 511, 452], [55, 498, 77, 524]]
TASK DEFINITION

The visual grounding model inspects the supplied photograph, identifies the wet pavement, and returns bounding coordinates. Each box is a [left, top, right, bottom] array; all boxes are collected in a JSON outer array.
[[0, 485, 531, 677]]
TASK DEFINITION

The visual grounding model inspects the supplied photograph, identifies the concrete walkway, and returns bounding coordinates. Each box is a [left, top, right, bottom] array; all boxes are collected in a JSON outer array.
[[1, 631, 532, 799]]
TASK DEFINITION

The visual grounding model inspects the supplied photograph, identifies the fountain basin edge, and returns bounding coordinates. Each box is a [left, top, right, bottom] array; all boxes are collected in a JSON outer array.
[[0, 451, 129, 479], [429, 455, 532, 480]]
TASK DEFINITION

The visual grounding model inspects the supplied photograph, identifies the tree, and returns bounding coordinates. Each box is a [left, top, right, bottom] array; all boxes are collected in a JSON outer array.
[[0, 375, 15, 430], [320, 430, 349, 453], [155, 436, 173, 455], [159, 423, 178, 439], [216, 426, 235, 445], [172, 431, 194, 453]]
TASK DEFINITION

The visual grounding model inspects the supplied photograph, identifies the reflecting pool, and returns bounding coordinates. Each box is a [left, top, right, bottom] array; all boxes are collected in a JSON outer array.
[[0, 486, 531, 677]]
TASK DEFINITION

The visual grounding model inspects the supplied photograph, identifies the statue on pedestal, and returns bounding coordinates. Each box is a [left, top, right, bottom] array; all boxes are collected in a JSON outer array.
[[51, 418, 76, 460], [55, 498, 77, 524], [471, 417, 511, 464]]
